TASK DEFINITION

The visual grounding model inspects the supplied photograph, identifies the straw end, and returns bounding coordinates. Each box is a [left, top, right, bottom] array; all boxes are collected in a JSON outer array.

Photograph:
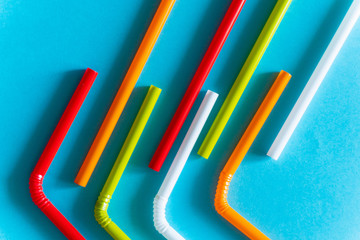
[[149, 141, 168, 172], [279, 70, 292, 78], [85, 67, 98, 75], [74, 175, 88, 187], [266, 150, 280, 161], [148, 161, 161, 172], [197, 148, 210, 159]]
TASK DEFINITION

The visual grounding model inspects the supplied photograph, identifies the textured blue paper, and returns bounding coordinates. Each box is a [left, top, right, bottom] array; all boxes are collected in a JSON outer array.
[[1, 0, 359, 239]]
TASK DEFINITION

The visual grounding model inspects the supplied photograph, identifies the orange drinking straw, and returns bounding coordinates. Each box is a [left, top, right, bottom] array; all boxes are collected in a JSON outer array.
[[75, 0, 176, 187], [214, 71, 291, 240]]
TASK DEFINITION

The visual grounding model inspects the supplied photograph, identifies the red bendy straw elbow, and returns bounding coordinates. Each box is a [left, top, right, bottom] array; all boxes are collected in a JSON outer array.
[[29, 68, 97, 240], [149, 0, 246, 171]]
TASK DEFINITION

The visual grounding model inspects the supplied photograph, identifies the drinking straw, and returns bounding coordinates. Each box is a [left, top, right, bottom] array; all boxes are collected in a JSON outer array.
[[267, 0, 360, 160], [149, 0, 246, 172], [75, 0, 176, 187], [198, 0, 292, 159], [29, 68, 97, 240], [214, 71, 291, 240], [153, 90, 218, 240], [95, 85, 161, 240]]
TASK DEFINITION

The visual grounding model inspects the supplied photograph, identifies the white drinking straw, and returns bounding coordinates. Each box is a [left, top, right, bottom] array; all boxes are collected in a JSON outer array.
[[268, 0, 360, 160], [153, 90, 218, 240]]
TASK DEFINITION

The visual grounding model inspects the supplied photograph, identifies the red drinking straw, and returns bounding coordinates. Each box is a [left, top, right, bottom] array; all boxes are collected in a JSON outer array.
[[149, 0, 246, 171], [29, 68, 97, 239]]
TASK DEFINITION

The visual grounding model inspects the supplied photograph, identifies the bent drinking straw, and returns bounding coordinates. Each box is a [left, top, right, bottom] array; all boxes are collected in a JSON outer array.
[[267, 0, 360, 160], [75, 0, 176, 187], [95, 86, 161, 240], [149, 0, 246, 172], [198, 0, 292, 159], [214, 71, 291, 240], [153, 90, 218, 240], [29, 68, 97, 240]]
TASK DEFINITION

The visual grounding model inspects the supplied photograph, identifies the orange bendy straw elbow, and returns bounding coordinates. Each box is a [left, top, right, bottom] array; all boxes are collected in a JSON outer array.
[[214, 71, 291, 240], [75, 0, 176, 187]]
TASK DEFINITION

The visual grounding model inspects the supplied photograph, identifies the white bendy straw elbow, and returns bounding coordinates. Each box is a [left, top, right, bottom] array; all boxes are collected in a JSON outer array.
[[153, 90, 218, 240], [268, 0, 360, 160]]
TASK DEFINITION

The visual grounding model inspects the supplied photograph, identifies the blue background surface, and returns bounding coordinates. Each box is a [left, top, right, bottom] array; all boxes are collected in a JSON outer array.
[[1, 0, 359, 239]]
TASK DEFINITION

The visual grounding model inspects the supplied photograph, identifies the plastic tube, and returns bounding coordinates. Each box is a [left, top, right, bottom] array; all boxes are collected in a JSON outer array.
[[267, 0, 360, 160], [75, 0, 176, 187], [214, 71, 291, 240], [153, 90, 218, 240], [149, 0, 246, 172], [29, 68, 97, 240], [95, 86, 161, 240], [198, 0, 292, 159]]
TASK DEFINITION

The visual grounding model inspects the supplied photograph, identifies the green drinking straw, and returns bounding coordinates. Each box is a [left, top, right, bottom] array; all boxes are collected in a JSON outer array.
[[95, 85, 161, 240], [198, 0, 292, 159]]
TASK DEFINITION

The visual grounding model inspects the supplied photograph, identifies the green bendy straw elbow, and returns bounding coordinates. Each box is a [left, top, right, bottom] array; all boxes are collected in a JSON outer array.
[[198, 0, 292, 159], [95, 85, 161, 240]]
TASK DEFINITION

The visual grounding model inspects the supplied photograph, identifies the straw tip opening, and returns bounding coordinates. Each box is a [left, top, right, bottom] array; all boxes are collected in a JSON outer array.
[[149, 164, 161, 172], [148, 159, 162, 172], [205, 89, 219, 98], [197, 148, 210, 159], [266, 152, 280, 161], [85, 67, 98, 75], [149, 85, 162, 92], [279, 70, 292, 78], [74, 178, 88, 188]]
